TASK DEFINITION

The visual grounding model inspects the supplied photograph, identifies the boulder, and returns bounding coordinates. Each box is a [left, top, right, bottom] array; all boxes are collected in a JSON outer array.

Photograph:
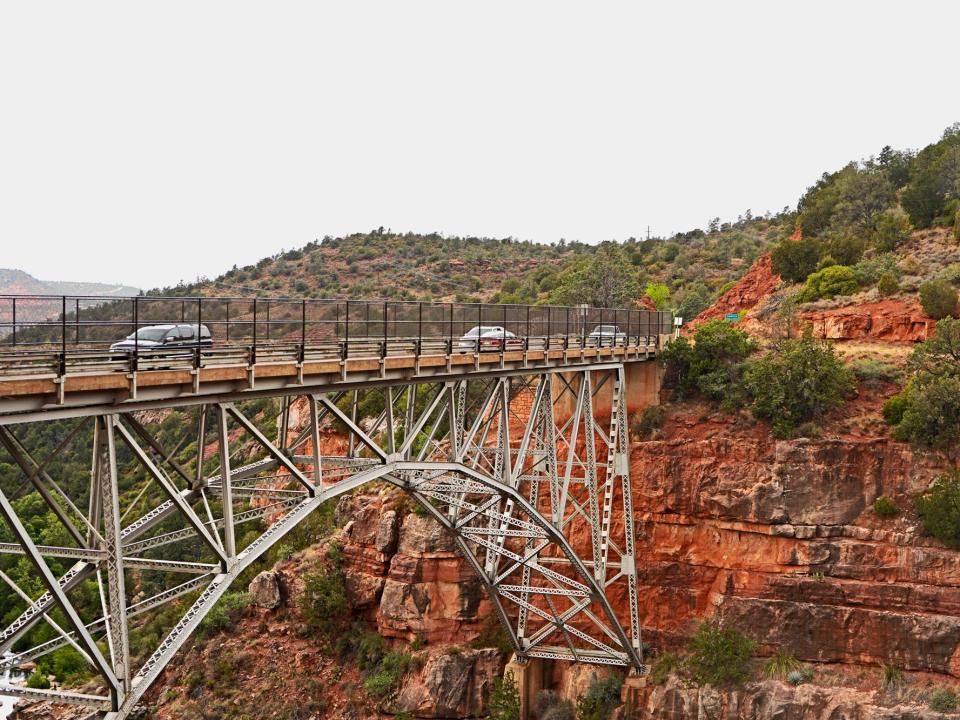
[[393, 648, 503, 718], [248, 570, 283, 610]]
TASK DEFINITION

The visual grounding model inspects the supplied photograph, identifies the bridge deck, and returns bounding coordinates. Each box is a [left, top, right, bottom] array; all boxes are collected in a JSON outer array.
[[0, 337, 661, 422]]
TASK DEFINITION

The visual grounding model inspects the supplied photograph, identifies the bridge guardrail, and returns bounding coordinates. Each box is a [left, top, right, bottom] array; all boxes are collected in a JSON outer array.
[[0, 295, 672, 377]]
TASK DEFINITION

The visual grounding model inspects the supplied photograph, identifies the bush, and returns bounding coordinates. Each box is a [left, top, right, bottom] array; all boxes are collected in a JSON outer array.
[[575, 674, 622, 720], [851, 358, 901, 385], [929, 687, 959, 712], [743, 331, 855, 437], [198, 592, 251, 637], [299, 563, 349, 638], [877, 272, 899, 296], [489, 671, 521, 720], [916, 471, 960, 548], [650, 652, 684, 685], [872, 207, 913, 252], [25, 669, 51, 689], [797, 265, 859, 302], [919, 279, 958, 319], [686, 621, 756, 686], [630, 405, 667, 440], [880, 662, 905, 692], [764, 649, 801, 680], [882, 390, 910, 426], [786, 670, 805, 685], [874, 496, 898, 518], [853, 253, 901, 285], [363, 650, 411, 699], [772, 235, 821, 283], [659, 320, 757, 404]]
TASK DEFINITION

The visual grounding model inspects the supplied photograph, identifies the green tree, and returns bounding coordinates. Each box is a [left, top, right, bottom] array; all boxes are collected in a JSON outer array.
[[871, 207, 913, 251], [771, 235, 820, 283], [743, 331, 855, 437], [915, 471, 960, 548], [551, 245, 641, 308], [886, 319, 960, 462], [877, 272, 899, 296], [674, 282, 712, 322], [489, 671, 521, 720], [659, 320, 757, 404], [919, 279, 958, 319], [644, 282, 670, 310]]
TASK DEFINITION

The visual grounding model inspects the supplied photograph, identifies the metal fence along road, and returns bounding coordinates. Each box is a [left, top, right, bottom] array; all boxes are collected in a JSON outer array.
[[0, 295, 673, 378]]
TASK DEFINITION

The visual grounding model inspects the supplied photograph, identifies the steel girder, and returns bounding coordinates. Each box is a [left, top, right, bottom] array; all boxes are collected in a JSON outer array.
[[0, 364, 644, 719]]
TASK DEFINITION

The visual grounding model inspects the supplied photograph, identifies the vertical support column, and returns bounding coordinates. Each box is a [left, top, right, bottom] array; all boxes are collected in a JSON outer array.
[[194, 405, 207, 491], [96, 415, 130, 696], [503, 656, 544, 720], [309, 396, 323, 488], [615, 365, 643, 660], [215, 405, 236, 560], [404, 384, 417, 461], [348, 390, 359, 458], [384, 387, 396, 456]]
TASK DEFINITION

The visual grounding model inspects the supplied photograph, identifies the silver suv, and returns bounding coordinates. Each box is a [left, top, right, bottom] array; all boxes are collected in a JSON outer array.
[[110, 324, 212, 354]]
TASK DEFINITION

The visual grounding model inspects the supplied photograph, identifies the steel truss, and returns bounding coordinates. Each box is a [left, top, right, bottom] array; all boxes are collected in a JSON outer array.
[[0, 364, 644, 718]]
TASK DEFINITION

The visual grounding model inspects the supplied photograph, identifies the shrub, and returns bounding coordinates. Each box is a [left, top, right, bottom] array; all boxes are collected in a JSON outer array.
[[919, 279, 958, 319], [871, 207, 913, 251], [686, 621, 756, 686], [198, 592, 251, 637], [880, 662, 905, 692], [916, 471, 960, 548], [470, 615, 514, 655], [26, 669, 51, 689], [882, 390, 911, 426], [877, 272, 899, 296], [659, 320, 757, 404], [489, 671, 521, 720], [299, 563, 349, 638], [851, 358, 901, 385], [650, 652, 684, 685], [772, 235, 821, 283], [542, 702, 576, 720], [929, 687, 959, 712], [939, 263, 960, 287], [743, 331, 855, 437], [575, 674, 622, 720], [535, 690, 563, 717], [630, 405, 667, 440], [363, 650, 411, 699], [853, 253, 901, 285], [764, 649, 801, 680], [797, 265, 859, 303], [874, 496, 898, 518], [786, 670, 804, 685]]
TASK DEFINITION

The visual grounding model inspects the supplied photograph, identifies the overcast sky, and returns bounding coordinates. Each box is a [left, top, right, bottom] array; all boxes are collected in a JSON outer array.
[[1, 1, 957, 290]]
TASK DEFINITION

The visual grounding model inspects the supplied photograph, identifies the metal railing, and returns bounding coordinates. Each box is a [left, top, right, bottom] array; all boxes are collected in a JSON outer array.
[[0, 295, 672, 377]]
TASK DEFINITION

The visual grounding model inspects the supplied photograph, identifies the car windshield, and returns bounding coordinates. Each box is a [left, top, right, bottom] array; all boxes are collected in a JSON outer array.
[[592, 325, 619, 333], [464, 327, 500, 337], [127, 327, 169, 342]]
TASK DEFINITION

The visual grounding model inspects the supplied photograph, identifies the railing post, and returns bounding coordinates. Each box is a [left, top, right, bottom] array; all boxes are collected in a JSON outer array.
[[448, 302, 453, 354], [226, 300, 231, 343], [382, 300, 388, 359], [265, 301, 270, 342], [252, 298, 258, 362], [547, 306, 551, 350], [418, 302, 423, 355], [195, 298, 202, 370], [564, 307, 569, 350], [301, 299, 306, 348], [502, 303, 507, 357], [75, 298, 80, 345], [343, 300, 350, 360], [11, 297, 15, 346], [133, 297, 138, 372]]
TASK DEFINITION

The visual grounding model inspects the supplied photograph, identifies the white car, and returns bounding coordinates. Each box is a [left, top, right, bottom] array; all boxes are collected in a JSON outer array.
[[457, 325, 517, 352], [587, 324, 626, 345], [110, 324, 212, 355]]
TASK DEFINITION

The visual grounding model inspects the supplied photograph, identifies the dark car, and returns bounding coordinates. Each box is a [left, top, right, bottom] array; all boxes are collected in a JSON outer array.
[[110, 324, 212, 355]]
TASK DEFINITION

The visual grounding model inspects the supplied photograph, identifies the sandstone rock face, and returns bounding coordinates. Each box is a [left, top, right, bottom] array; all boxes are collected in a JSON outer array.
[[636, 677, 941, 720], [799, 298, 937, 342], [393, 648, 503, 718], [684, 253, 781, 333], [630, 429, 960, 675], [248, 570, 283, 610], [338, 495, 489, 643]]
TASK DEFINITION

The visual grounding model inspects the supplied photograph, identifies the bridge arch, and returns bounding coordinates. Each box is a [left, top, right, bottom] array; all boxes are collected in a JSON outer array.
[[0, 361, 650, 718]]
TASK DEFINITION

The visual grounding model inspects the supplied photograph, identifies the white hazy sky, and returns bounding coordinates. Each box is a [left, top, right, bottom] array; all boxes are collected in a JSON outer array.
[[1, 1, 958, 290]]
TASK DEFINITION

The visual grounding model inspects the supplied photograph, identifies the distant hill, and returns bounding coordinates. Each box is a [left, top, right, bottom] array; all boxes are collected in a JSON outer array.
[[0, 268, 139, 298]]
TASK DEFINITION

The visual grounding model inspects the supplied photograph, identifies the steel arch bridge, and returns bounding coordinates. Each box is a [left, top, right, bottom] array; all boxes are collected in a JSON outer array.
[[0, 295, 670, 718]]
